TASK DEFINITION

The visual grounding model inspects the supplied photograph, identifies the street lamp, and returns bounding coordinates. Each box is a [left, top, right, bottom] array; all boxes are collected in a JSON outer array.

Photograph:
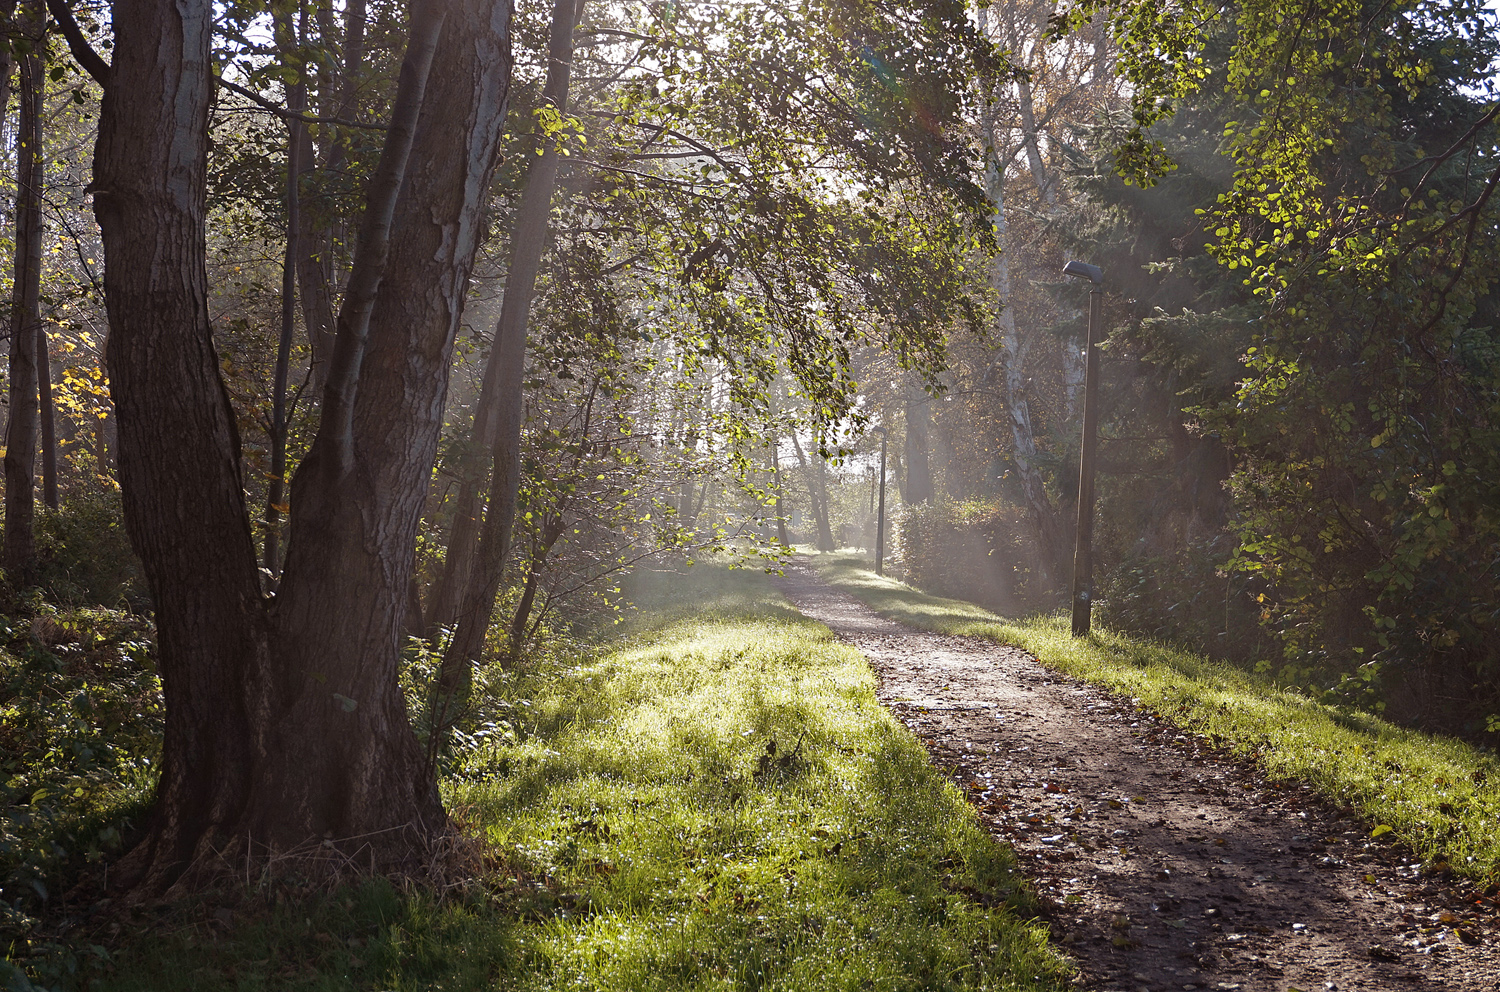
[[1062, 259, 1103, 636], [872, 426, 888, 575]]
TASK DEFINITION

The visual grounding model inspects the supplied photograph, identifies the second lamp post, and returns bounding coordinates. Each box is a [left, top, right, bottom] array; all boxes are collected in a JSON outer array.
[[872, 426, 888, 575], [1062, 260, 1103, 636]]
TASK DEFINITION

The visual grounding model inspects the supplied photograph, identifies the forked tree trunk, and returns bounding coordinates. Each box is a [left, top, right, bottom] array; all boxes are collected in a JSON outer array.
[[262, 0, 510, 855], [87, 0, 512, 895], [5, 27, 44, 578]]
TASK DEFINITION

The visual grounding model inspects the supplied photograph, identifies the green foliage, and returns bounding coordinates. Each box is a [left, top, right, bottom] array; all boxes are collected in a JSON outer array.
[[1097, 532, 1276, 668], [1, 610, 160, 971], [816, 555, 1500, 883], [1051, 0, 1500, 732], [33, 489, 144, 609]]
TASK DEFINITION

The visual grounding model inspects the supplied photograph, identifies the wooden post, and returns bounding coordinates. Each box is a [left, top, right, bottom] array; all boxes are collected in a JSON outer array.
[[1071, 286, 1103, 636], [875, 430, 887, 575]]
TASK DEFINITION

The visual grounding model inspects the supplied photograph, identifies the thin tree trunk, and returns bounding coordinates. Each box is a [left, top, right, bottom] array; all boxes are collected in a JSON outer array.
[[903, 382, 933, 505], [295, 0, 364, 393], [983, 125, 1068, 591], [507, 514, 565, 657], [5, 24, 43, 577], [433, 0, 584, 677], [790, 432, 834, 551], [94, 416, 107, 477], [37, 320, 56, 508], [771, 443, 788, 545], [264, 3, 306, 576]]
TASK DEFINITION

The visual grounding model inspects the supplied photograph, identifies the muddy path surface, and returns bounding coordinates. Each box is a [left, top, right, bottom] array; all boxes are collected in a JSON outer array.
[[774, 561, 1500, 992]]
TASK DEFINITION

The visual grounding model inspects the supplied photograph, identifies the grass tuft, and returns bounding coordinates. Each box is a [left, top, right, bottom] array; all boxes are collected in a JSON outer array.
[[813, 554, 1500, 886]]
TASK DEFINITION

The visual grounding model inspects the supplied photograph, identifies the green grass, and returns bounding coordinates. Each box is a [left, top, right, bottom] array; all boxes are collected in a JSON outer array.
[[812, 553, 1500, 886], [89, 564, 1070, 992]]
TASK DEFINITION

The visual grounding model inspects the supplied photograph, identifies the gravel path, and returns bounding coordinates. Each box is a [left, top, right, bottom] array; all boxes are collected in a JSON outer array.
[[774, 560, 1500, 992]]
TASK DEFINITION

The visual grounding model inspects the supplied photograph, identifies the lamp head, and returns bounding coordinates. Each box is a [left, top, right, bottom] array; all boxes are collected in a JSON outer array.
[[1062, 260, 1103, 285]]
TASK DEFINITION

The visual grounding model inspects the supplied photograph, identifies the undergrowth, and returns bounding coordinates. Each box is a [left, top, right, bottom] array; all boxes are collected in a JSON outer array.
[[57, 564, 1070, 992], [1, 606, 159, 984], [812, 553, 1500, 887]]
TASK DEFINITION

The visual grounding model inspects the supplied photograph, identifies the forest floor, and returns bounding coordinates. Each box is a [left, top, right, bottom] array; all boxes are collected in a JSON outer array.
[[775, 558, 1500, 992]]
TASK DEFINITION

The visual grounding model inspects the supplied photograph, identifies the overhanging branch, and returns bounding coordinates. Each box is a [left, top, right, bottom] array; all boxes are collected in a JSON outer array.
[[45, 0, 108, 87]]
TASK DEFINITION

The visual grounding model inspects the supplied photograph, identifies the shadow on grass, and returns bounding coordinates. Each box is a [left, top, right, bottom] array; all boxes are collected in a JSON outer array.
[[93, 561, 1072, 992]]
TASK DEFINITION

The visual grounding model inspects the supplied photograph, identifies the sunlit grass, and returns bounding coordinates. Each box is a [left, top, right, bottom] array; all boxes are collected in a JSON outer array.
[[813, 553, 1500, 885], [96, 564, 1071, 991]]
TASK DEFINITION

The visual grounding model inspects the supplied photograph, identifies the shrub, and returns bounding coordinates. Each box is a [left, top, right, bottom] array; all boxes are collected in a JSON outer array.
[[896, 498, 1052, 615], [34, 489, 145, 609], [1, 608, 160, 974]]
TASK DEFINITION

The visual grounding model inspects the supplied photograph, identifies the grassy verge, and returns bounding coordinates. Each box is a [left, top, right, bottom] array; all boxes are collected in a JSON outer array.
[[88, 565, 1070, 992], [811, 553, 1500, 886]]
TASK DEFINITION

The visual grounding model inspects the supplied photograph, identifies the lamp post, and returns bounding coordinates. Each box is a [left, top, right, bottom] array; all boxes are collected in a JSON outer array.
[[872, 426, 888, 575], [1062, 259, 1103, 636]]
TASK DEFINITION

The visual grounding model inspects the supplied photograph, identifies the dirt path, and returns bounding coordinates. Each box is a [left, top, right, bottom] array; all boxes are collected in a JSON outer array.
[[774, 561, 1500, 992]]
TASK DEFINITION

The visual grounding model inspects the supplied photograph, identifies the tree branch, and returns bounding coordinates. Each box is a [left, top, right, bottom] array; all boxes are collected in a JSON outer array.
[[44, 0, 108, 86], [217, 76, 388, 131]]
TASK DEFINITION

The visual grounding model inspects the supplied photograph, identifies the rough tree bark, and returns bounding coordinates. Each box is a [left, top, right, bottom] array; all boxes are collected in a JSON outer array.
[[5, 16, 43, 577], [72, 0, 512, 894]]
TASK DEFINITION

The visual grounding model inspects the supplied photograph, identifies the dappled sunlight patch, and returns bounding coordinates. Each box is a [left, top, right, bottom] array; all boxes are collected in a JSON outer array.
[[447, 563, 1070, 991], [91, 562, 1070, 990]]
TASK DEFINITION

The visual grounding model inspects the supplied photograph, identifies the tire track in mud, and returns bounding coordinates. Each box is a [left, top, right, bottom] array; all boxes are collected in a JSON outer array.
[[775, 561, 1500, 992]]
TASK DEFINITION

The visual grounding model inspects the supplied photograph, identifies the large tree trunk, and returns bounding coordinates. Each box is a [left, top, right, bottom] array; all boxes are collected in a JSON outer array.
[[5, 24, 43, 578], [434, 0, 584, 676], [266, 0, 510, 852], [91, 0, 512, 895], [92, 0, 270, 893]]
